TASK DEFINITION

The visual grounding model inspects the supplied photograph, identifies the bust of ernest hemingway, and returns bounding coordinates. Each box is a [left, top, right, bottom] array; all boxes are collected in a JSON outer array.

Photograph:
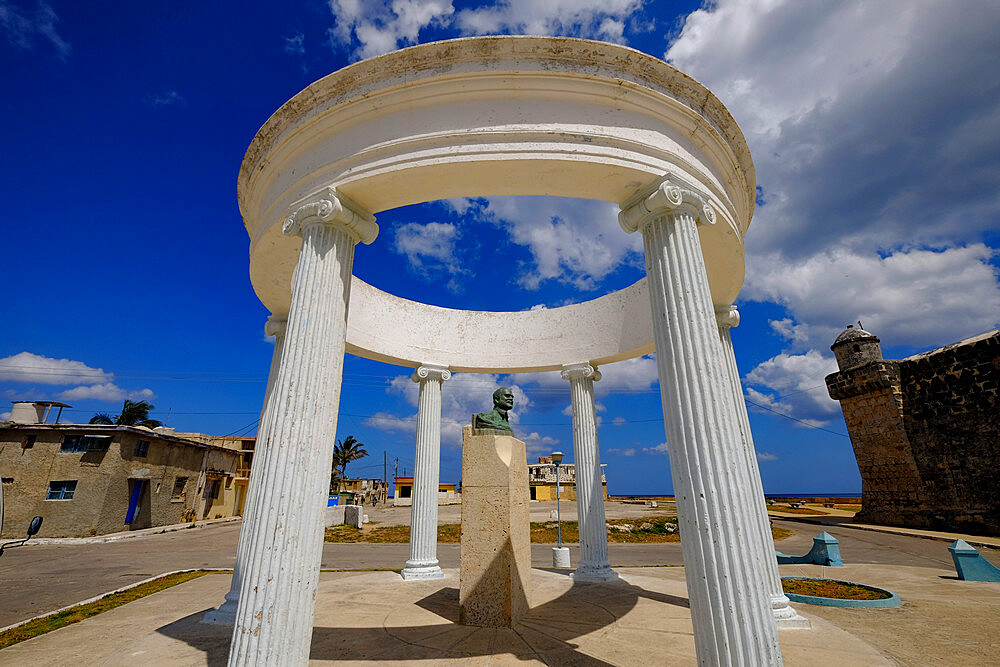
[[473, 387, 515, 433]]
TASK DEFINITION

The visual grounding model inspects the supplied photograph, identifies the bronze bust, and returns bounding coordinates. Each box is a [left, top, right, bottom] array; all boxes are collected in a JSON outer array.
[[473, 387, 515, 433]]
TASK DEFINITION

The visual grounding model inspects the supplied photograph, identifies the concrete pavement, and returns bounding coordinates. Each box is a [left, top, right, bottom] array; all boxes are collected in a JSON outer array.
[[3, 507, 998, 629], [0, 568, 895, 666]]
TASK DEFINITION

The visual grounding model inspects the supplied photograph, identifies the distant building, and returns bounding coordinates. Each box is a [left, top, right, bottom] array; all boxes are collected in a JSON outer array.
[[335, 477, 388, 505], [528, 456, 608, 501], [826, 326, 1000, 536], [392, 477, 458, 506], [0, 402, 246, 538]]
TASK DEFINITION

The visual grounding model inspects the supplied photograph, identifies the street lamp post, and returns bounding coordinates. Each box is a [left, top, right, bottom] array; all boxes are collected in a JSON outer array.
[[551, 451, 570, 568]]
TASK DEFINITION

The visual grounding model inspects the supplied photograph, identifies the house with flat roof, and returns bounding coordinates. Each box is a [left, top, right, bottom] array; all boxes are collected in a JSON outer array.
[[528, 456, 608, 501], [392, 477, 458, 506], [0, 402, 243, 538]]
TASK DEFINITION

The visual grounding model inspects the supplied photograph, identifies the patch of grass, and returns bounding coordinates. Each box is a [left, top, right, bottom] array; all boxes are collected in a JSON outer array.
[[770, 505, 827, 515], [771, 525, 794, 541], [0, 570, 215, 650], [325, 517, 793, 544], [834, 505, 862, 512], [324, 523, 462, 543], [782, 578, 890, 600]]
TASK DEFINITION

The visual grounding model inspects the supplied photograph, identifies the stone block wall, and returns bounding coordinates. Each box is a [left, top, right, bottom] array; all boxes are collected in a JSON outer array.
[[826, 330, 1000, 535]]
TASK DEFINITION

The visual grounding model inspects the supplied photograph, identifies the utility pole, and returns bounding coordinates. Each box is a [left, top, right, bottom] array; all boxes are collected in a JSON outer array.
[[384, 451, 387, 485]]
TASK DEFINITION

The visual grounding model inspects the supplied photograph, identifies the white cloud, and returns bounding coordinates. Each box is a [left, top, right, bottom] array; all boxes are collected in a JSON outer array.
[[367, 372, 531, 446], [756, 451, 778, 462], [283, 31, 305, 55], [743, 350, 840, 426], [0, 352, 113, 385], [55, 383, 154, 403], [458, 197, 642, 290], [0, 411, 10, 420], [0, 352, 154, 404], [607, 446, 635, 456], [643, 442, 669, 455], [0, 0, 70, 58], [612, 416, 626, 426], [326, 0, 645, 60], [393, 221, 466, 290], [455, 0, 643, 44], [745, 245, 1000, 351], [667, 1, 1000, 259], [522, 431, 560, 458], [328, 0, 455, 60], [667, 0, 1000, 358], [144, 91, 185, 108]]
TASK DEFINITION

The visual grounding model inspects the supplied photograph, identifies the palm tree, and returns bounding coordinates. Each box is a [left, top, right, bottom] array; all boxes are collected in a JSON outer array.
[[89, 399, 163, 428], [332, 435, 368, 481]]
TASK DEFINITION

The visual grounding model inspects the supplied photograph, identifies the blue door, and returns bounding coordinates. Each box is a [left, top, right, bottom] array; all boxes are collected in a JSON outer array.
[[125, 480, 144, 524]]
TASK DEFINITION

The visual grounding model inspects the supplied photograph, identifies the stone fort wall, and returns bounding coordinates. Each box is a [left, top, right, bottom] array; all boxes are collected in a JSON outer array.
[[826, 329, 1000, 536]]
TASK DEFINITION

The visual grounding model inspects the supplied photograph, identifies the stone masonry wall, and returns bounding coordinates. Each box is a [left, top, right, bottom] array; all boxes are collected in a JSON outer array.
[[826, 330, 1000, 536], [898, 331, 1000, 535]]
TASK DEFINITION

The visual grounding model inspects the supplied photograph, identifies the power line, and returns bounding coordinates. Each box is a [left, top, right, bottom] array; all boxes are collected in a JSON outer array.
[[743, 398, 849, 437]]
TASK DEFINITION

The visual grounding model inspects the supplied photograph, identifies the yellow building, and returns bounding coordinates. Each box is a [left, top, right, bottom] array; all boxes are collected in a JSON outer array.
[[528, 456, 608, 501], [392, 476, 458, 506]]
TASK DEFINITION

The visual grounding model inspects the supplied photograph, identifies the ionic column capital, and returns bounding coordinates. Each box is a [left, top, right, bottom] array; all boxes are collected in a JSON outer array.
[[283, 186, 379, 245], [264, 314, 287, 338], [715, 304, 740, 329], [412, 364, 451, 384], [618, 175, 717, 234], [561, 362, 601, 382]]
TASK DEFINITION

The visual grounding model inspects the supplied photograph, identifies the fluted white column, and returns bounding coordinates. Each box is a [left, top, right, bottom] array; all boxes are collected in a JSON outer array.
[[620, 178, 782, 665], [204, 315, 287, 625], [562, 362, 616, 582], [716, 305, 810, 629], [401, 363, 451, 580], [229, 188, 377, 666]]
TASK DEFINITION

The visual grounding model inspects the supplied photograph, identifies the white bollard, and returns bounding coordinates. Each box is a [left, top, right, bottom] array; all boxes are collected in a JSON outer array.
[[552, 546, 571, 568]]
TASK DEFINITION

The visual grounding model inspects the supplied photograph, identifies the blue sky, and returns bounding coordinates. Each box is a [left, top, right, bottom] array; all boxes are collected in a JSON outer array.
[[2, 0, 999, 495]]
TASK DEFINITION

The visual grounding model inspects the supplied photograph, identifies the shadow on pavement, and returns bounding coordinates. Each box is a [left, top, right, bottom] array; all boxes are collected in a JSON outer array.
[[155, 575, 689, 664]]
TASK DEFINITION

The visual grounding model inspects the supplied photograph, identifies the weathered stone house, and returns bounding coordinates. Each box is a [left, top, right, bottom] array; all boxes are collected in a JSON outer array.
[[0, 415, 242, 538], [826, 326, 1000, 536]]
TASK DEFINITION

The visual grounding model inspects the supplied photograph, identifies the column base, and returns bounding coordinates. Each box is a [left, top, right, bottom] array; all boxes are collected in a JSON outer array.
[[773, 594, 811, 629], [401, 562, 445, 580], [571, 564, 619, 582], [201, 599, 238, 625]]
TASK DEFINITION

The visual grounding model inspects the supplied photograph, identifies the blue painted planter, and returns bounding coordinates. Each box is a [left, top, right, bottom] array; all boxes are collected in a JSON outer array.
[[781, 577, 901, 608]]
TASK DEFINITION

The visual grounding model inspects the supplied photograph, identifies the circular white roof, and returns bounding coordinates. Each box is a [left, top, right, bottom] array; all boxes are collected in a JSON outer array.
[[239, 36, 755, 372]]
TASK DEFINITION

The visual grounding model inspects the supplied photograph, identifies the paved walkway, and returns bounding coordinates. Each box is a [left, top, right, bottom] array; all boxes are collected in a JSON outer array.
[[4, 509, 999, 629], [768, 510, 1000, 549], [0, 568, 895, 666]]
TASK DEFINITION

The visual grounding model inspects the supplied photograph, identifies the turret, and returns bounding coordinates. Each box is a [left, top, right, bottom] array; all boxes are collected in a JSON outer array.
[[831, 325, 882, 370]]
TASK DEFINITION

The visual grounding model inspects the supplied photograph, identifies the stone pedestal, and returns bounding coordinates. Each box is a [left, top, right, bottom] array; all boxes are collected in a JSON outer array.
[[459, 426, 531, 627]]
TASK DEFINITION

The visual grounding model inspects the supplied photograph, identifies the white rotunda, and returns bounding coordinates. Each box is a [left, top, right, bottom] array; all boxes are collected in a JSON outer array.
[[219, 36, 803, 665]]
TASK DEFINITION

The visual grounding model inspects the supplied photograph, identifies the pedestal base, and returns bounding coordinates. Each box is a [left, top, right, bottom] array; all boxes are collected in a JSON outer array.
[[459, 426, 531, 628], [571, 564, 619, 582], [401, 562, 445, 580], [552, 547, 571, 568]]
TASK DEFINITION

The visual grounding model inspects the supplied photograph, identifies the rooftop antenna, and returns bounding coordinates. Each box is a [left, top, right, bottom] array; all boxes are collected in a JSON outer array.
[[857, 320, 864, 330]]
